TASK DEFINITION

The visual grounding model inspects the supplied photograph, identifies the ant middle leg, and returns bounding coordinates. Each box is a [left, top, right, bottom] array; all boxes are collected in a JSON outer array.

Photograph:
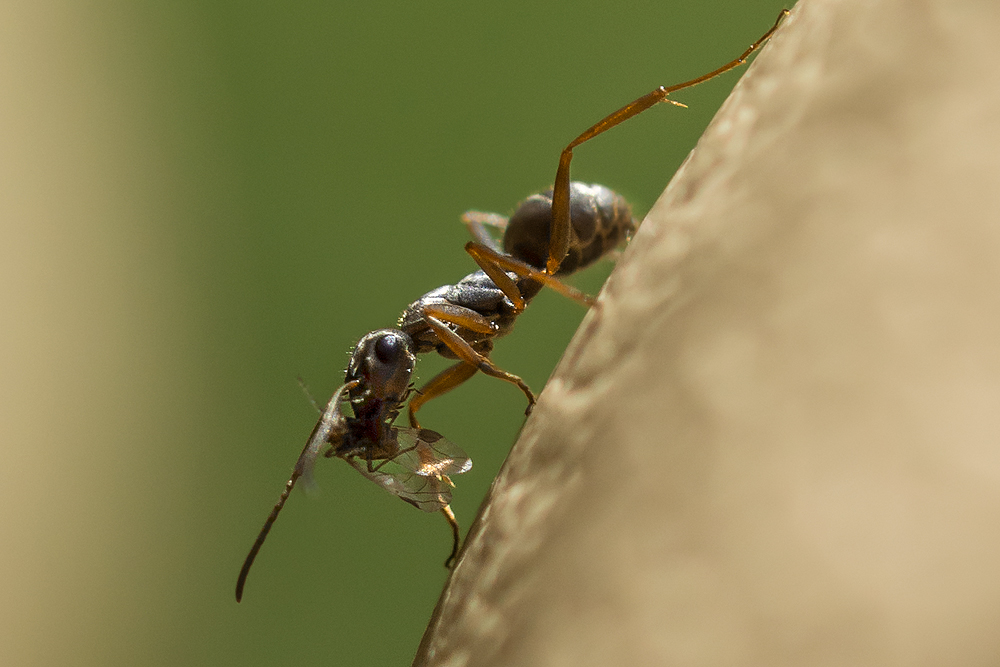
[[418, 307, 537, 414], [465, 241, 595, 308], [426, 313, 535, 409], [547, 9, 790, 274]]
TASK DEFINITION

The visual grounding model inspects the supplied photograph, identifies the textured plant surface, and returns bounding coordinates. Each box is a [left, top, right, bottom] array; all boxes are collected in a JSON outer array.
[[415, 1, 1000, 664]]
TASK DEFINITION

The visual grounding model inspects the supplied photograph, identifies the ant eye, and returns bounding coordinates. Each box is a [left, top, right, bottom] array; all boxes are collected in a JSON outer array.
[[374, 334, 402, 364], [236, 11, 786, 601]]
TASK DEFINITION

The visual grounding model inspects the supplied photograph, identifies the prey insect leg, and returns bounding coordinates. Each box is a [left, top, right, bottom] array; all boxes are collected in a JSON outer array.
[[442, 505, 461, 568]]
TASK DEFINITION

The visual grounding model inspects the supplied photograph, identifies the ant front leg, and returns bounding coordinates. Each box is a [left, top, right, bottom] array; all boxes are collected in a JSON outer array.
[[408, 361, 478, 428], [441, 504, 461, 568], [547, 9, 789, 275]]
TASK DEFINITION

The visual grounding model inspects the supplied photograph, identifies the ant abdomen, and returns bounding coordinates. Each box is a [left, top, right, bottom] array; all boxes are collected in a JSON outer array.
[[503, 181, 637, 275]]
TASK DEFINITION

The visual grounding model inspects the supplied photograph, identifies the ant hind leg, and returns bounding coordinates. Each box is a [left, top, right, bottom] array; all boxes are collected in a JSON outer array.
[[546, 9, 789, 274]]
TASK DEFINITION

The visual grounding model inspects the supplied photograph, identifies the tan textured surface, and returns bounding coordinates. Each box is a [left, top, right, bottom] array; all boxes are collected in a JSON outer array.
[[415, 0, 1000, 664]]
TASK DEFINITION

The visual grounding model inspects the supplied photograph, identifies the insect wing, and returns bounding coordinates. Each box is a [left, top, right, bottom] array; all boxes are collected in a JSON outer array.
[[346, 456, 454, 512], [235, 380, 356, 603], [294, 384, 352, 493], [345, 428, 472, 512], [392, 428, 473, 477]]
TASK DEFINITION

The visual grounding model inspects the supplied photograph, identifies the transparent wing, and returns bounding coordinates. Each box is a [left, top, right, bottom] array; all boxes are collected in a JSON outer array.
[[392, 428, 473, 477], [345, 428, 472, 512], [347, 459, 454, 512], [294, 383, 353, 493], [235, 380, 356, 603]]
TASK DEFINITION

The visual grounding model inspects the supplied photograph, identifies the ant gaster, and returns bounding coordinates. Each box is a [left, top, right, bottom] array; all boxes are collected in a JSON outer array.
[[235, 10, 788, 601], [373, 10, 789, 428]]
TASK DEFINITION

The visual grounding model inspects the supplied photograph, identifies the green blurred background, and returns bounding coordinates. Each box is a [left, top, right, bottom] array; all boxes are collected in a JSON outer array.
[[1, 1, 787, 664]]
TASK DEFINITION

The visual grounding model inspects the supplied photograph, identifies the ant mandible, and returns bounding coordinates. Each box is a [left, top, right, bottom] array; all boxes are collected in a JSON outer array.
[[236, 330, 472, 602], [235, 11, 788, 600]]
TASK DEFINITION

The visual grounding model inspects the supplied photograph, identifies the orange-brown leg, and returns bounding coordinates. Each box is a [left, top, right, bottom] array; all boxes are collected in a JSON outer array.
[[441, 504, 461, 568], [417, 301, 498, 335], [465, 241, 595, 308], [419, 310, 536, 414], [547, 9, 789, 274], [408, 361, 478, 428]]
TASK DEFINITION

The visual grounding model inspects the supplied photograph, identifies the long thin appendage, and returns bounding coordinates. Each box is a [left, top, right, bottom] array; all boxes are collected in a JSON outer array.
[[465, 241, 595, 307], [235, 380, 357, 602], [442, 505, 461, 568], [235, 472, 300, 602], [424, 314, 536, 412], [461, 211, 508, 252], [547, 9, 790, 273]]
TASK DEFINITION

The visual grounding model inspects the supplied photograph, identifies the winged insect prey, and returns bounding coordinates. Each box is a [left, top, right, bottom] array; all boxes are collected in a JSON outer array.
[[235, 9, 789, 600], [235, 331, 472, 602]]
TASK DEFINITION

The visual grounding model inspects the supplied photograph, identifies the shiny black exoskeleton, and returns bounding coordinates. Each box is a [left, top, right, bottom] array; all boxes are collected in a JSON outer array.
[[389, 4, 793, 423], [235, 330, 470, 602], [502, 182, 635, 276], [237, 9, 789, 595], [394, 181, 636, 427]]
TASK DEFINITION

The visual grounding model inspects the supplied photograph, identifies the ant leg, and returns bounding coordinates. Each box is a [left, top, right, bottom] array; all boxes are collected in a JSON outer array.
[[462, 211, 509, 252], [466, 241, 595, 308], [547, 9, 789, 274], [408, 361, 478, 428], [416, 301, 498, 335], [420, 309, 537, 414], [442, 505, 461, 568]]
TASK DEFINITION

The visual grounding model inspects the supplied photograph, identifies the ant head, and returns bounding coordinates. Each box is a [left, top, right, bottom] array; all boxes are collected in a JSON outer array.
[[345, 329, 415, 403]]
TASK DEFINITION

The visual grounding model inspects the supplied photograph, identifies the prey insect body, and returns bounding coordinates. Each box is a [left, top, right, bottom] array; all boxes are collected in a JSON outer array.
[[235, 9, 789, 601], [235, 330, 471, 602]]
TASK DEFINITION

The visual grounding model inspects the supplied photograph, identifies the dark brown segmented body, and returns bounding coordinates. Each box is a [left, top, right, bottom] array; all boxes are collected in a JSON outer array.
[[399, 181, 635, 358], [398, 269, 526, 357], [238, 12, 790, 599], [503, 182, 635, 275]]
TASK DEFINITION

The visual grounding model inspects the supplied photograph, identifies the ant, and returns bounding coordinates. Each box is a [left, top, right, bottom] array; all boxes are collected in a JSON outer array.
[[383, 10, 789, 429], [235, 330, 471, 602], [235, 10, 787, 601]]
